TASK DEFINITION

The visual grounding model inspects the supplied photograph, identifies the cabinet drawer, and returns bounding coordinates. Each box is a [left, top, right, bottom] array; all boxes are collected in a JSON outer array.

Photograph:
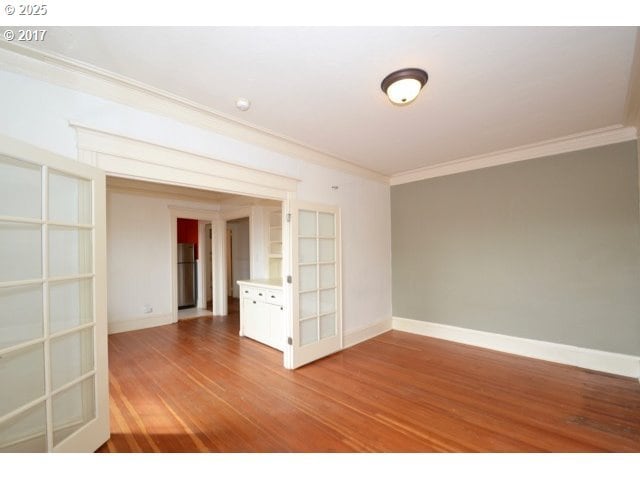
[[239, 285, 282, 303], [264, 289, 283, 305], [240, 285, 261, 299]]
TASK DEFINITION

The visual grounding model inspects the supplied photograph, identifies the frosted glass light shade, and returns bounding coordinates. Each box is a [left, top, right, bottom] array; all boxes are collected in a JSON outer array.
[[381, 68, 428, 105], [386, 78, 422, 104]]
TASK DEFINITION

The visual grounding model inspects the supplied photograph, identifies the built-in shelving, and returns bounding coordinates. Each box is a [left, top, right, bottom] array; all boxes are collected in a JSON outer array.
[[268, 209, 282, 279]]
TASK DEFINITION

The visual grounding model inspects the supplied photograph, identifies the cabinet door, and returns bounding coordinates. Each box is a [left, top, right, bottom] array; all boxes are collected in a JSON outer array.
[[242, 298, 257, 339], [267, 303, 285, 351], [242, 298, 268, 344]]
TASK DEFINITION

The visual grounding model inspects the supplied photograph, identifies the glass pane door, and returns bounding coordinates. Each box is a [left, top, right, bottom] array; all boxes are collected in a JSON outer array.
[[291, 201, 341, 369], [0, 143, 107, 452]]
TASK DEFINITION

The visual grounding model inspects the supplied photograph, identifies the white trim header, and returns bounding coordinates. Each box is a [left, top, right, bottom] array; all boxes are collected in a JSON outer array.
[[72, 123, 299, 200]]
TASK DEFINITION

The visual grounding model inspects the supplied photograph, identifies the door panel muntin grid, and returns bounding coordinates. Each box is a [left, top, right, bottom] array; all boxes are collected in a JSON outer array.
[[0, 156, 97, 452], [297, 209, 337, 346]]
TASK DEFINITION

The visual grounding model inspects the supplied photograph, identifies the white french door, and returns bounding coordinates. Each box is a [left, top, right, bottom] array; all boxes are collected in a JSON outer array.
[[289, 201, 342, 369], [0, 137, 108, 452]]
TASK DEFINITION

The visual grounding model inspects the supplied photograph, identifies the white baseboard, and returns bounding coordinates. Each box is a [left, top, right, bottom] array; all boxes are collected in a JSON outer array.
[[344, 317, 393, 349], [108, 313, 175, 334], [392, 317, 640, 379]]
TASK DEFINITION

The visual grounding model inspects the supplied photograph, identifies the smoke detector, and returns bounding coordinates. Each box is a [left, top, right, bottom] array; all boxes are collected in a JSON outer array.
[[236, 98, 251, 111]]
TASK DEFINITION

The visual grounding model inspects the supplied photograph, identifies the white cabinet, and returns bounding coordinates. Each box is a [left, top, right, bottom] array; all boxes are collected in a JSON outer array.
[[238, 209, 285, 352], [238, 280, 284, 351]]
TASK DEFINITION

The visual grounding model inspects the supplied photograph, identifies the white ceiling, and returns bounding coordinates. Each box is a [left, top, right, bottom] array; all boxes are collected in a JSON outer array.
[[28, 27, 638, 176]]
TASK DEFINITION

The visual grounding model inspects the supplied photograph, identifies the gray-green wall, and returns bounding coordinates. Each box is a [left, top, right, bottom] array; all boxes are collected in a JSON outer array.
[[391, 141, 640, 356]]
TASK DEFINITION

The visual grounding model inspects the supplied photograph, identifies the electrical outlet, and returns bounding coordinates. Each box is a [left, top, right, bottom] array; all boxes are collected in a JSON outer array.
[[143, 305, 153, 314]]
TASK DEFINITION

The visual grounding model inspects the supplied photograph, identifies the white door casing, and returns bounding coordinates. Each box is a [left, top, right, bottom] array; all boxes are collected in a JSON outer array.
[[205, 223, 213, 303], [169, 207, 223, 317], [73, 126, 344, 370], [0, 135, 108, 452], [73, 125, 304, 369]]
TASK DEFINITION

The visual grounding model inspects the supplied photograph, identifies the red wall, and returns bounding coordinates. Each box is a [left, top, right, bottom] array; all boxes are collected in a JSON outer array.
[[177, 218, 199, 259]]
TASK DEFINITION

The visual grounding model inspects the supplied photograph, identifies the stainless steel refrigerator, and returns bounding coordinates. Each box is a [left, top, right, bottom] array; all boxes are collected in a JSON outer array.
[[177, 243, 197, 309]]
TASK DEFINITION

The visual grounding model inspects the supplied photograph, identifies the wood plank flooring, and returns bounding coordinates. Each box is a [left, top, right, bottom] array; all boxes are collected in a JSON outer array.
[[97, 301, 640, 452]]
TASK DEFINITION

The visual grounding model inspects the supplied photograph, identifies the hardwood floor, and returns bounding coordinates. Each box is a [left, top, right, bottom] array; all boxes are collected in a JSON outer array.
[[97, 303, 640, 452]]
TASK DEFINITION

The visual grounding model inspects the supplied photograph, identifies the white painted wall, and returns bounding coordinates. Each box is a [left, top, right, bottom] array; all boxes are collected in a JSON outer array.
[[249, 205, 269, 280], [0, 69, 393, 337], [228, 218, 250, 297], [292, 164, 392, 334], [106, 189, 221, 331]]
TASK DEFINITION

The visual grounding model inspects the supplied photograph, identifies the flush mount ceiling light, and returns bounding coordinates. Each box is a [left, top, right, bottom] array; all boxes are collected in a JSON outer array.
[[381, 68, 428, 105]]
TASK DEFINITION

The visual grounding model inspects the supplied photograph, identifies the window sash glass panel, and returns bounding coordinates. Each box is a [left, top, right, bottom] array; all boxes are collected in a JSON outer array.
[[50, 328, 94, 391], [0, 343, 45, 418], [299, 265, 317, 292], [298, 210, 317, 236], [319, 238, 335, 263], [299, 238, 317, 264], [320, 314, 336, 340], [0, 402, 47, 453], [0, 156, 41, 220], [300, 318, 318, 346], [0, 222, 42, 282], [319, 264, 335, 289], [49, 279, 93, 334], [52, 376, 96, 447], [0, 284, 43, 350], [48, 227, 93, 278], [48, 170, 92, 225], [319, 289, 336, 315], [299, 291, 317, 319], [318, 212, 335, 237]]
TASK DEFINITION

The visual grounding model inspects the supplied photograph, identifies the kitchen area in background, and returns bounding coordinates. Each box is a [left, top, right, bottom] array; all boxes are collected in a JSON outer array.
[[103, 176, 285, 334], [177, 216, 251, 319], [177, 242, 197, 309], [177, 218, 199, 309], [177, 217, 212, 319]]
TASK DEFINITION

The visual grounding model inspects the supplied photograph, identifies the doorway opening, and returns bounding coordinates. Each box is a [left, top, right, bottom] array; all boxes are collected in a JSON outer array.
[[176, 217, 214, 320], [226, 217, 250, 314], [105, 175, 283, 329], [80, 123, 342, 372]]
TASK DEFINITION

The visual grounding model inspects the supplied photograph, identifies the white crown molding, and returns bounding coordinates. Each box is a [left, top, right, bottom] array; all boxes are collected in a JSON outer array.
[[391, 125, 639, 186], [0, 41, 390, 185], [392, 317, 640, 379]]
